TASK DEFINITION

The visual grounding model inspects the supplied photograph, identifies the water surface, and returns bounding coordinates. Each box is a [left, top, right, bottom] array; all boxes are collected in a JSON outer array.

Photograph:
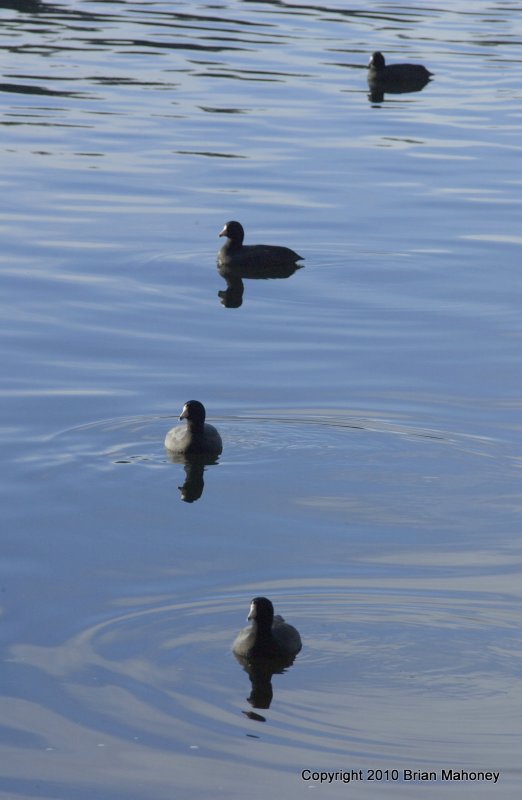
[[1, 1, 522, 798]]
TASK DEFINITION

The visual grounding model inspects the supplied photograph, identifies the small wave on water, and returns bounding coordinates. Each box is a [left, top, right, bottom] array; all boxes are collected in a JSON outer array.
[[22, 404, 517, 481], [5, 576, 521, 797], [13, 405, 517, 521]]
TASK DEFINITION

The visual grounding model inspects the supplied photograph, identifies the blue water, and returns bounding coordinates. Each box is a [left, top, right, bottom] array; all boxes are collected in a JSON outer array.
[[1, 1, 522, 798]]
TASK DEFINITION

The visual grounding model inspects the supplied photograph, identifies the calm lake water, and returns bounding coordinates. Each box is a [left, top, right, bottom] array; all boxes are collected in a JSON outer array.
[[1, 1, 522, 798]]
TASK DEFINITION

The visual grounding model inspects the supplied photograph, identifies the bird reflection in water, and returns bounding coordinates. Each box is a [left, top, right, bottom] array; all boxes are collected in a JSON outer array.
[[234, 651, 299, 721], [165, 451, 220, 503], [217, 220, 304, 308]]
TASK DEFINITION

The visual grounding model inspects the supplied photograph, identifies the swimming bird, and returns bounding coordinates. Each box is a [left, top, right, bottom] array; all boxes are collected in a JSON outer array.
[[164, 400, 222, 455], [368, 51, 433, 91], [218, 221, 303, 270], [232, 597, 302, 659]]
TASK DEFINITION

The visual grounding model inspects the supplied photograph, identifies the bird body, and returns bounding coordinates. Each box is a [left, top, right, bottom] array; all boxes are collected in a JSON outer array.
[[218, 221, 303, 271], [368, 51, 433, 91], [164, 400, 222, 455], [232, 597, 302, 660]]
